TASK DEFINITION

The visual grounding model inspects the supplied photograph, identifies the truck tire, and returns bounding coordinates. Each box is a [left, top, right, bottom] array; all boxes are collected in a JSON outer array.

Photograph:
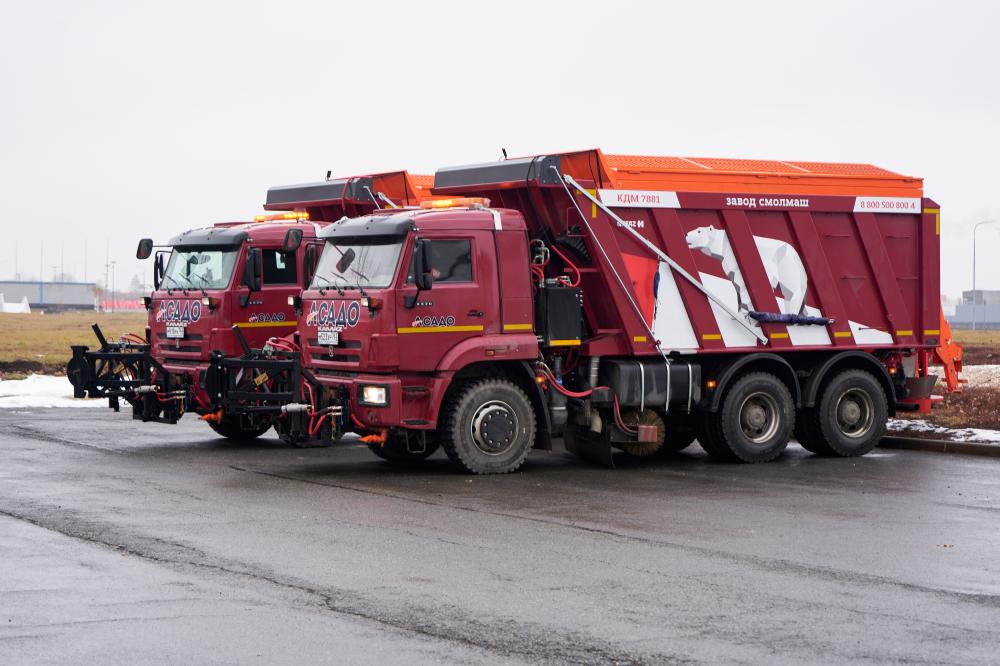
[[208, 418, 271, 441], [799, 369, 887, 457], [793, 414, 827, 454], [697, 372, 794, 463], [658, 413, 698, 454], [368, 432, 441, 464], [441, 379, 536, 474]]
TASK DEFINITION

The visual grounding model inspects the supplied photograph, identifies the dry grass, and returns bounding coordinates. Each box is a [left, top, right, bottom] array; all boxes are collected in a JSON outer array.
[[953, 329, 1000, 346], [953, 329, 1000, 365], [897, 386, 1000, 430], [0, 311, 147, 376]]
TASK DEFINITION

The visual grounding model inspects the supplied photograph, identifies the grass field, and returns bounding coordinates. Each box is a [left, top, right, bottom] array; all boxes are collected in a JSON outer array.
[[0, 311, 147, 376], [953, 330, 1000, 346]]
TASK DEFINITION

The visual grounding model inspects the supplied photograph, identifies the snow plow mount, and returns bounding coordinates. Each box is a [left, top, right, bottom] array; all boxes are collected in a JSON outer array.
[[66, 324, 187, 423]]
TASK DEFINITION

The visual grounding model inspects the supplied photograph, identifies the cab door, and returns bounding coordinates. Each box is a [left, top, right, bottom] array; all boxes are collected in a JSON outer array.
[[396, 231, 500, 372], [234, 245, 300, 347]]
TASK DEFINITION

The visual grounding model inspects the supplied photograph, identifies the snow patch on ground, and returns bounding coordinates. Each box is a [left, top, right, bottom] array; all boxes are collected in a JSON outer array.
[[888, 418, 1000, 444], [928, 364, 1000, 389], [0, 374, 104, 409]]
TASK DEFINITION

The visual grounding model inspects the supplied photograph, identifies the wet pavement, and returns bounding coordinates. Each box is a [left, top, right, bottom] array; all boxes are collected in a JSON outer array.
[[1, 409, 999, 664]]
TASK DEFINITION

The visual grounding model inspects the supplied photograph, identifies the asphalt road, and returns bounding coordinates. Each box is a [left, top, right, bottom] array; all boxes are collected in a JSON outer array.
[[1, 409, 999, 665]]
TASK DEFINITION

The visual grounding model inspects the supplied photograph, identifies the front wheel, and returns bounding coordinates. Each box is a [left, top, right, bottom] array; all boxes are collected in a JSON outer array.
[[208, 417, 271, 442], [441, 379, 536, 475]]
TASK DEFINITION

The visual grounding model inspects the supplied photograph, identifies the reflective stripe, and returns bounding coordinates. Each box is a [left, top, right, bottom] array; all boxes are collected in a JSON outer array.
[[548, 339, 581, 347], [397, 325, 484, 334], [895, 330, 913, 336], [833, 331, 853, 338], [234, 321, 297, 328], [503, 323, 533, 331], [924, 329, 941, 335], [702, 333, 722, 340], [924, 208, 941, 235]]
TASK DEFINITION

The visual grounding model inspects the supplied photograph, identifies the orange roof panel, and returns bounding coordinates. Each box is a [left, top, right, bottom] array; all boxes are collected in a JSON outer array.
[[593, 150, 923, 197]]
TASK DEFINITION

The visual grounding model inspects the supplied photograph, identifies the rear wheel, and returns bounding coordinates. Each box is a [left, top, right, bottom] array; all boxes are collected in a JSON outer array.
[[441, 379, 536, 475], [800, 369, 887, 457], [208, 417, 271, 441], [697, 372, 794, 463]]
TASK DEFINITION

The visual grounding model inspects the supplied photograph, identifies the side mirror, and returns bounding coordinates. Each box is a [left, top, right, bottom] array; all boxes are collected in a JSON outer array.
[[336, 248, 356, 274], [242, 247, 262, 292], [413, 238, 434, 291], [153, 252, 166, 290], [136, 238, 154, 260], [282, 228, 303, 254], [303, 244, 318, 289]]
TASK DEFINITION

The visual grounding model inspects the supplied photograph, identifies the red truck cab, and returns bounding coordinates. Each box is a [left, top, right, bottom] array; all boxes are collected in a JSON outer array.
[[293, 201, 545, 466]]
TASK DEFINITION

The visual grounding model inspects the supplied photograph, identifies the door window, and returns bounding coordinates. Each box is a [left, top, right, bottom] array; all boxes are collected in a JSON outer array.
[[409, 239, 473, 283], [262, 249, 297, 285]]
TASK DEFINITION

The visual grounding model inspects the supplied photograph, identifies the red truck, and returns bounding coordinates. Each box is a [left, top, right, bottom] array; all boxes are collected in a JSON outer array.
[[67, 171, 437, 441], [265, 149, 948, 473]]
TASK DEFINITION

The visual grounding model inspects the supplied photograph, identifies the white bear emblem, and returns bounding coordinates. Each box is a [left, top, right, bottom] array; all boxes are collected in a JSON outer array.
[[685, 225, 808, 315]]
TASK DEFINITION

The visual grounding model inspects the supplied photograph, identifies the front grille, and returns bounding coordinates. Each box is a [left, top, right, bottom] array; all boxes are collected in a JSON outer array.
[[162, 357, 203, 366], [157, 344, 202, 353], [315, 369, 359, 378]]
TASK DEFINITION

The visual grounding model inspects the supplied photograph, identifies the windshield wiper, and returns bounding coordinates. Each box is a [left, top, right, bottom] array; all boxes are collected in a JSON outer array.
[[164, 274, 192, 295], [349, 270, 369, 297], [313, 274, 344, 296], [190, 272, 211, 297]]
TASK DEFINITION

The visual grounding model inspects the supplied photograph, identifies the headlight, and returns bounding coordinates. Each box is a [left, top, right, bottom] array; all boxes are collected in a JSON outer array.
[[360, 385, 388, 406]]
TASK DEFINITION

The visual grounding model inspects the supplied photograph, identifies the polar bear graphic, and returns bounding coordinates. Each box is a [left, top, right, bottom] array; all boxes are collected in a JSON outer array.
[[685, 225, 808, 315]]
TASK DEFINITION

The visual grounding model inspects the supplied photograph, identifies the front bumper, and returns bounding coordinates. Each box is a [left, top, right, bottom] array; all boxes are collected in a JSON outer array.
[[313, 372, 448, 430]]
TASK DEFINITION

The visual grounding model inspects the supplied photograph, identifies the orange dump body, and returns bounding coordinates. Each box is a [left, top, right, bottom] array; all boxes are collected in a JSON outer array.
[[367, 171, 440, 207], [264, 170, 446, 221], [552, 149, 923, 198]]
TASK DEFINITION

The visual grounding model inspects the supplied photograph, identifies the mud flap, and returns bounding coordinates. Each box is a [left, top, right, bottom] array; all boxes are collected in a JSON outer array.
[[563, 424, 616, 468]]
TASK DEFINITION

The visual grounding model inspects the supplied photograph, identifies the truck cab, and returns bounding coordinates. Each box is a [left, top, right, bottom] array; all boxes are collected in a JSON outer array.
[[289, 200, 544, 469], [147, 219, 318, 424]]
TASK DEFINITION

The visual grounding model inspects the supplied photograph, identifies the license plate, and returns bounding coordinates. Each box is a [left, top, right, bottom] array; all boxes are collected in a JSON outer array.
[[166, 325, 186, 339], [318, 329, 340, 346]]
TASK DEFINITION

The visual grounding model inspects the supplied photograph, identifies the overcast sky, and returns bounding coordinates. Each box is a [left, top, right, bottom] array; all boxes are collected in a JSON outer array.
[[2, 1, 997, 298]]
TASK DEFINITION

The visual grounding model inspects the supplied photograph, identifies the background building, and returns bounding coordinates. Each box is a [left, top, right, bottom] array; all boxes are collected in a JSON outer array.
[[948, 289, 1000, 329], [0, 280, 98, 311]]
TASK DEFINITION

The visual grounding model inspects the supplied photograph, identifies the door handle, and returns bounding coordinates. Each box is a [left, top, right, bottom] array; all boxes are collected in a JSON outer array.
[[468, 309, 484, 317]]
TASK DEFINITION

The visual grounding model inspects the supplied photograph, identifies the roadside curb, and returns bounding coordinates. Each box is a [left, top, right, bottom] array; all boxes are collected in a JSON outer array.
[[879, 436, 1000, 459]]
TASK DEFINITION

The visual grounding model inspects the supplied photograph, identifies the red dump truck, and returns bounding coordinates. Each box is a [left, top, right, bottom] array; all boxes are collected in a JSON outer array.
[[67, 171, 437, 441], [262, 149, 946, 473]]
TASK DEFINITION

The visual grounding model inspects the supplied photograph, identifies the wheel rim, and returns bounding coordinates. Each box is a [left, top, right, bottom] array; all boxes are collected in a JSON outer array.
[[470, 400, 519, 456], [835, 388, 875, 439], [738, 391, 780, 444]]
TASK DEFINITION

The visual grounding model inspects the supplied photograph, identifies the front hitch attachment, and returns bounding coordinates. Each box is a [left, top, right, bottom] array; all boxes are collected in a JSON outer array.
[[66, 323, 184, 423]]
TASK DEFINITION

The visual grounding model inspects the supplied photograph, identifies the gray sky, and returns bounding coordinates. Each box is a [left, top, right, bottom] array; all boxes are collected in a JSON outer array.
[[1, 0, 997, 298]]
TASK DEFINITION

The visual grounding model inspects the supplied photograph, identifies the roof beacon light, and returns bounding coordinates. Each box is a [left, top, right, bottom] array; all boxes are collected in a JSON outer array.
[[253, 211, 310, 222], [419, 197, 490, 210]]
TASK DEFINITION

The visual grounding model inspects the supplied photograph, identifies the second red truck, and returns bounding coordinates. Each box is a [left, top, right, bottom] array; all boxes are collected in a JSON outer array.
[[241, 149, 947, 473]]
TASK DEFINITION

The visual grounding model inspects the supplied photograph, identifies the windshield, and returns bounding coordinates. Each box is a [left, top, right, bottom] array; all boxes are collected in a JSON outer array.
[[163, 248, 239, 290], [311, 237, 404, 291]]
